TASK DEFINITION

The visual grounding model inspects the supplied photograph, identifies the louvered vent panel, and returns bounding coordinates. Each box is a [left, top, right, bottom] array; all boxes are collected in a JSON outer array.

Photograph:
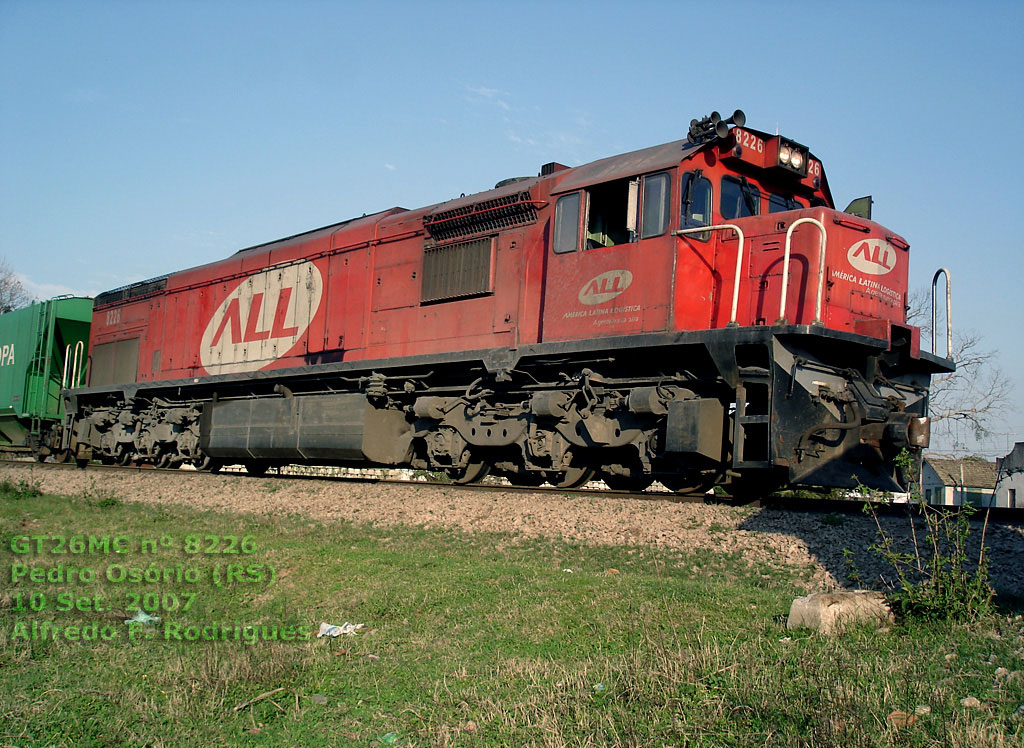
[[421, 238, 492, 303], [424, 191, 536, 242], [94, 274, 170, 307]]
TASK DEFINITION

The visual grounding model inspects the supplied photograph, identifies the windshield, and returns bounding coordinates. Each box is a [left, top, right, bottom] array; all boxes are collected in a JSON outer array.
[[721, 176, 760, 220]]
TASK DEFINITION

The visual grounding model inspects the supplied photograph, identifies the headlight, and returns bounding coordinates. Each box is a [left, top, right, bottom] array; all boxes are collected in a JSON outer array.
[[771, 136, 810, 176]]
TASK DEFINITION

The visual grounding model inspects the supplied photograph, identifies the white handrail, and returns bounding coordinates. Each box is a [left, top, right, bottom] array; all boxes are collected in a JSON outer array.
[[62, 345, 72, 389], [673, 224, 745, 326], [61, 341, 86, 389], [72, 340, 84, 388], [931, 267, 952, 358], [779, 217, 828, 325]]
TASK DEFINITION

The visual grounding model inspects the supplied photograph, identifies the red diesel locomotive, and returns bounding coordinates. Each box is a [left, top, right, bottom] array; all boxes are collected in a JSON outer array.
[[64, 111, 952, 493]]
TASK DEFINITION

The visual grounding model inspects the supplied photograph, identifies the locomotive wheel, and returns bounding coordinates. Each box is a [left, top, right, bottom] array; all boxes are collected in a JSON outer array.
[[603, 473, 654, 492], [57, 449, 74, 464], [448, 460, 491, 485], [116, 449, 134, 467], [660, 471, 717, 495], [156, 452, 174, 469], [554, 465, 596, 489]]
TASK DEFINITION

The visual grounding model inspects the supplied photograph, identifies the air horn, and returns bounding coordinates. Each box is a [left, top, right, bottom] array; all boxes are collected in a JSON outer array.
[[687, 109, 746, 144]]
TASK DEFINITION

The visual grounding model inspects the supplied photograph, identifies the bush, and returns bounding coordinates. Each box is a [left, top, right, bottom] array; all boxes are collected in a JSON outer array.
[[0, 476, 43, 500], [865, 451, 994, 622], [78, 478, 122, 508]]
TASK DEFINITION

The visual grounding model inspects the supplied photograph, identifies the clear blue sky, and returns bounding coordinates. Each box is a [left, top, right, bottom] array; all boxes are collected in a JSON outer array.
[[2, 0, 1021, 454]]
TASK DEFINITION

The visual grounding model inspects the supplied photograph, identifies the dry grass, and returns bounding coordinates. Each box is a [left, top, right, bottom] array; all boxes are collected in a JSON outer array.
[[1, 488, 1021, 747]]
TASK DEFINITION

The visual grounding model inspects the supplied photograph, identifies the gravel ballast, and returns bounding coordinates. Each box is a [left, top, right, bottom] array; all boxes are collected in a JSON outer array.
[[3, 463, 1022, 598]]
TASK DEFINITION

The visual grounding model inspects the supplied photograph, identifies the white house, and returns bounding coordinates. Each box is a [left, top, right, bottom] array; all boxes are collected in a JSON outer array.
[[995, 442, 1024, 509], [922, 449, 1024, 508]]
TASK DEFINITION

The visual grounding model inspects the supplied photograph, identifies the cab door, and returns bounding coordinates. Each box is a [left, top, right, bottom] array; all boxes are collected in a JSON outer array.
[[540, 171, 674, 343]]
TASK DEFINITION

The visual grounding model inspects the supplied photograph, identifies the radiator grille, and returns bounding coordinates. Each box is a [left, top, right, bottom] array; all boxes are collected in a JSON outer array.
[[424, 191, 536, 242], [421, 238, 492, 304], [95, 275, 169, 307]]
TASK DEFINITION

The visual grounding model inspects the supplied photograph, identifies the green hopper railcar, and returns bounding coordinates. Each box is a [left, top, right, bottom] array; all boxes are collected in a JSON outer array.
[[0, 297, 93, 459]]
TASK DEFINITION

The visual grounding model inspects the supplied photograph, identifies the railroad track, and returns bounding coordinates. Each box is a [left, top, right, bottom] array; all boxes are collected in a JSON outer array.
[[2, 456, 709, 503], [7, 457, 1019, 521]]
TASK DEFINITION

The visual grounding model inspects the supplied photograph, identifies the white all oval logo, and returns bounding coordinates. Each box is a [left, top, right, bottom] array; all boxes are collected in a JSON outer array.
[[200, 261, 324, 375], [579, 270, 633, 306], [847, 239, 897, 276]]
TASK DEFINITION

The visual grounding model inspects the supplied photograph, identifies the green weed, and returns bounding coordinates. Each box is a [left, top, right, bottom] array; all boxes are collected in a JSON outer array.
[[0, 475, 42, 500], [864, 450, 995, 622], [77, 477, 122, 508]]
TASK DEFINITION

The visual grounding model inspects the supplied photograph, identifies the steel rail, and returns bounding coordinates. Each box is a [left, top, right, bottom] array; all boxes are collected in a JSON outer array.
[[7, 458, 1019, 519]]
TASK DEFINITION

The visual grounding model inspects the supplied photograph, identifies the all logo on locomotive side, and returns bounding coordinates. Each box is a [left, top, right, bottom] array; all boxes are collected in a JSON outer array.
[[578, 270, 633, 306], [847, 238, 897, 276], [199, 261, 324, 375]]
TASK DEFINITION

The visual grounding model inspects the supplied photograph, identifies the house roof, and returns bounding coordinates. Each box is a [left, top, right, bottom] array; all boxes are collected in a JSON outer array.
[[924, 457, 997, 488]]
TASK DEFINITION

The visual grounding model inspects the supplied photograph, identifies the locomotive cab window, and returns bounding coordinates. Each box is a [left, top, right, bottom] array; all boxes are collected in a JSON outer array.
[[585, 178, 637, 249], [721, 176, 761, 220], [681, 170, 712, 241], [553, 192, 581, 253], [769, 193, 805, 213], [640, 172, 671, 238]]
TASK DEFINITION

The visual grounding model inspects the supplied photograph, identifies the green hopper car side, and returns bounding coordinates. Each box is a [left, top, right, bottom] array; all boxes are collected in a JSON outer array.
[[0, 297, 93, 458]]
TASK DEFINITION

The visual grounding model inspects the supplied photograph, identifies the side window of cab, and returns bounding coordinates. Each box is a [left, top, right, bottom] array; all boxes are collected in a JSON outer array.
[[680, 171, 712, 241], [553, 171, 673, 252], [584, 178, 637, 249], [553, 192, 581, 253], [640, 172, 671, 238]]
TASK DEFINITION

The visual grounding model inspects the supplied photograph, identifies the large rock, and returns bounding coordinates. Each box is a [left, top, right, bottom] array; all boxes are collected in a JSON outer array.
[[787, 591, 894, 635]]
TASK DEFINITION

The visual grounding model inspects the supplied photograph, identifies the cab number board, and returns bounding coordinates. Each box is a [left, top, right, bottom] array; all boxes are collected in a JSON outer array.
[[733, 128, 765, 154]]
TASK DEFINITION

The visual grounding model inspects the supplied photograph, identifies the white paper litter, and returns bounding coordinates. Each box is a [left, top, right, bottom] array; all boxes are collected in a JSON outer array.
[[317, 621, 367, 638]]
